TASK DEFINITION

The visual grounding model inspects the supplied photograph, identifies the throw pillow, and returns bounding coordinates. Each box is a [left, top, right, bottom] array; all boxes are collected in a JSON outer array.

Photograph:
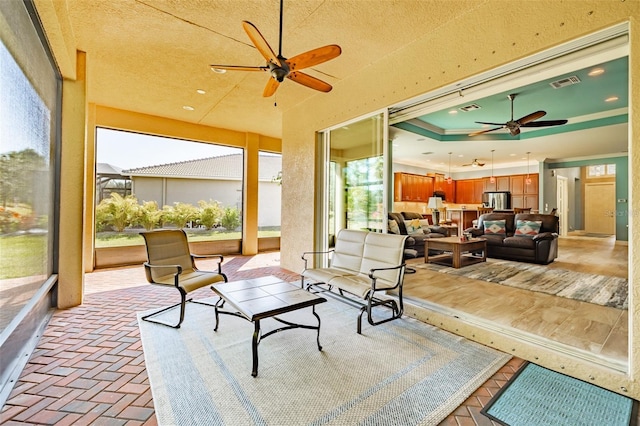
[[404, 219, 422, 234], [484, 219, 506, 235], [419, 219, 432, 233], [388, 219, 400, 235], [515, 220, 542, 237]]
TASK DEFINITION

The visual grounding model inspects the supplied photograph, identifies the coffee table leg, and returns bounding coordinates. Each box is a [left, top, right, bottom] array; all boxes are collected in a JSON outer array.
[[312, 306, 322, 351], [252, 320, 260, 377]]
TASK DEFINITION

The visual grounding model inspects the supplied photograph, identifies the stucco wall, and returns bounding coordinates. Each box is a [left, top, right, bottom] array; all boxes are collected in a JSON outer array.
[[281, 1, 639, 397]]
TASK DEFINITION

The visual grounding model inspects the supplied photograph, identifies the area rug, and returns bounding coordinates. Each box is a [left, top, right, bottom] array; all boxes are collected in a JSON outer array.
[[415, 259, 628, 309], [481, 362, 637, 426], [138, 298, 510, 425]]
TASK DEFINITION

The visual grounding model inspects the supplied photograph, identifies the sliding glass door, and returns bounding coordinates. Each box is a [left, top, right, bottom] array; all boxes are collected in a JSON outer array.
[[319, 111, 388, 249]]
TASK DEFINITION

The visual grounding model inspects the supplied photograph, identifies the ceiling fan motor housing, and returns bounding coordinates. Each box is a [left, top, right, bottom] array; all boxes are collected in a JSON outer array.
[[269, 60, 289, 82]]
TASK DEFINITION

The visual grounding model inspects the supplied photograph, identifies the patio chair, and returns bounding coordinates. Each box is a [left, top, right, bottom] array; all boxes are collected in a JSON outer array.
[[140, 229, 227, 328]]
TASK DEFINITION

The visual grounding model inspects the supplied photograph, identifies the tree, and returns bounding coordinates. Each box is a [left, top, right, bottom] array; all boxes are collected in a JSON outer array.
[[198, 200, 223, 230], [220, 207, 241, 231], [0, 149, 46, 209]]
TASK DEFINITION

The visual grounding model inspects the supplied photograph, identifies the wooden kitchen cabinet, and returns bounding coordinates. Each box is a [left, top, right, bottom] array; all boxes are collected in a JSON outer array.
[[455, 179, 483, 204], [510, 175, 524, 195], [394, 172, 433, 202], [429, 172, 455, 202], [497, 176, 510, 191], [524, 174, 538, 193]]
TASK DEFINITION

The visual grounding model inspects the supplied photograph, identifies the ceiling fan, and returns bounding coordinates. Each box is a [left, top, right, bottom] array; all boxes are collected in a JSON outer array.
[[462, 159, 485, 167], [209, 0, 341, 97], [468, 93, 568, 137]]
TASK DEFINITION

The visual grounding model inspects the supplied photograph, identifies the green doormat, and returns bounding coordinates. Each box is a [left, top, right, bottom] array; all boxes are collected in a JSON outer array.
[[482, 363, 637, 426]]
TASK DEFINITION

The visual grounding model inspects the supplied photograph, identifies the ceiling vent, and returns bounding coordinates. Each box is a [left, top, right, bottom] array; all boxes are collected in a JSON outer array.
[[459, 103, 481, 112], [549, 75, 581, 89]]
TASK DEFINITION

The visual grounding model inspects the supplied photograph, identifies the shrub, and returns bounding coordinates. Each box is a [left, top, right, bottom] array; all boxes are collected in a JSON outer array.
[[220, 206, 241, 231], [198, 199, 223, 230], [138, 201, 163, 231], [95, 193, 139, 232], [164, 202, 199, 229]]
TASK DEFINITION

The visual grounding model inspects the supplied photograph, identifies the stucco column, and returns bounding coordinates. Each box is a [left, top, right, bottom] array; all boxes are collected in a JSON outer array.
[[243, 133, 259, 255], [82, 103, 96, 272], [57, 50, 87, 308]]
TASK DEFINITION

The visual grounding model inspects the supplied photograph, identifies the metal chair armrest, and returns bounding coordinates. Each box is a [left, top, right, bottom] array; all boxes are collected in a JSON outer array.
[[143, 262, 183, 287], [368, 263, 406, 291]]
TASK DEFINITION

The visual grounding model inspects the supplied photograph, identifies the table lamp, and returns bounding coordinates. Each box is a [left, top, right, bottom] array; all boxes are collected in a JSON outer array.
[[427, 196, 444, 225]]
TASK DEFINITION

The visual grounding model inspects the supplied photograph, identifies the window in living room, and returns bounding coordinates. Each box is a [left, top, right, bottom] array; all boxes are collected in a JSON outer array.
[[258, 152, 281, 238]]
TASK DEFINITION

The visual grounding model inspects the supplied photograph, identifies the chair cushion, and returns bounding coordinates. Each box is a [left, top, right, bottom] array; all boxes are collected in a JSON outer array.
[[302, 267, 357, 285], [153, 270, 225, 293], [503, 236, 536, 249]]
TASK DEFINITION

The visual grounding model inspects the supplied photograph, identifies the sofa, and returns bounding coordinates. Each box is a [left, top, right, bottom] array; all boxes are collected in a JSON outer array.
[[388, 212, 448, 258], [465, 213, 559, 264]]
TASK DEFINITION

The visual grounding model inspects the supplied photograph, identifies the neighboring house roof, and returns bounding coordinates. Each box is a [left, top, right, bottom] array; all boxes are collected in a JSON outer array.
[[96, 163, 124, 176], [122, 153, 281, 181]]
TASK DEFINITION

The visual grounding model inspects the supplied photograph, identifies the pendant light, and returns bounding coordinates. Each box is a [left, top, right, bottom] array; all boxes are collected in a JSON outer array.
[[490, 150, 496, 184], [525, 152, 532, 185], [446, 152, 453, 184]]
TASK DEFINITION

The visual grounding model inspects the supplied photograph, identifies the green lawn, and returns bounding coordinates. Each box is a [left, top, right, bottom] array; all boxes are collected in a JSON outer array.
[[0, 234, 48, 279], [0, 230, 280, 279], [94, 229, 280, 248]]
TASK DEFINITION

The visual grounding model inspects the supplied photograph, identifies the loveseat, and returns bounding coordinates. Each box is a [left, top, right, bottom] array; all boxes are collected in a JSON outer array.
[[465, 213, 559, 264], [388, 212, 448, 258]]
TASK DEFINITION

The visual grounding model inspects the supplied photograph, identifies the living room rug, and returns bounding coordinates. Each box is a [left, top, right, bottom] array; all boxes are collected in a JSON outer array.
[[138, 298, 510, 425], [415, 259, 628, 310], [481, 362, 637, 426]]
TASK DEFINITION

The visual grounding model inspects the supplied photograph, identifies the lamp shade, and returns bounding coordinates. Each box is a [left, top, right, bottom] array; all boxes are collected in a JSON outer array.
[[427, 197, 444, 209]]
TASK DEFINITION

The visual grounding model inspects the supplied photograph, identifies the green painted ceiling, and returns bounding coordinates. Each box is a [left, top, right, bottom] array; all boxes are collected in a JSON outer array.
[[394, 56, 628, 142]]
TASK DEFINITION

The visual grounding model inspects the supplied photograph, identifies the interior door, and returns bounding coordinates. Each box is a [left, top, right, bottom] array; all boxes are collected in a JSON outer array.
[[584, 182, 616, 234]]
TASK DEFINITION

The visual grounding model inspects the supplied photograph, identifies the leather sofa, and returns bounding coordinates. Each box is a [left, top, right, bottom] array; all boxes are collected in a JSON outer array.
[[465, 212, 559, 264], [388, 212, 448, 258]]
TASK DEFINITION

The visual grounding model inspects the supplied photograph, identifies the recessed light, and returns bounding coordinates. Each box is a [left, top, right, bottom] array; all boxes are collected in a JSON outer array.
[[196, 89, 206, 94], [183, 105, 195, 111], [448, 110, 458, 114], [605, 96, 619, 103], [457, 154, 464, 157], [588, 68, 605, 77], [211, 67, 227, 74]]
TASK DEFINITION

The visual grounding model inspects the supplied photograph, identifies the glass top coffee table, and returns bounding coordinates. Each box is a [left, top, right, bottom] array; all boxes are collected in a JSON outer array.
[[425, 236, 487, 269], [211, 275, 326, 377]]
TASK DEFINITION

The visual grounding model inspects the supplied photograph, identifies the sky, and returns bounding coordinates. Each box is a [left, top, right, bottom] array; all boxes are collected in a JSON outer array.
[[96, 128, 242, 170]]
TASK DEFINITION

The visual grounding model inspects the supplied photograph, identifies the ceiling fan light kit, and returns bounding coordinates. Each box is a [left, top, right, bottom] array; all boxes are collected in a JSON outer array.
[[208, 0, 341, 97]]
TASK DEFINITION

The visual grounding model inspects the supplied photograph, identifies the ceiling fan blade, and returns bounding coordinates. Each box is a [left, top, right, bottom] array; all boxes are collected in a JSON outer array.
[[242, 21, 281, 66], [287, 71, 332, 92], [210, 64, 269, 72], [286, 45, 342, 71], [263, 77, 280, 97], [521, 119, 569, 127], [475, 121, 505, 126], [468, 126, 504, 136], [516, 110, 546, 125]]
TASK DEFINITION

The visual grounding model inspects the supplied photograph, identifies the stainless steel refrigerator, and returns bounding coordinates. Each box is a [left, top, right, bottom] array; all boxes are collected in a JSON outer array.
[[482, 191, 511, 210]]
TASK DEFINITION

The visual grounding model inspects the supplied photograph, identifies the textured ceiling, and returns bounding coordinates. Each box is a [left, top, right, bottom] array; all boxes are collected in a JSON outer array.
[[63, 0, 479, 139], [49, 0, 628, 171]]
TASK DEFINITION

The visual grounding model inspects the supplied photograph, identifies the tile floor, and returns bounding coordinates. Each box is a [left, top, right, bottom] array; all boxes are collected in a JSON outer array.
[[403, 235, 629, 368], [1, 252, 524, 425]]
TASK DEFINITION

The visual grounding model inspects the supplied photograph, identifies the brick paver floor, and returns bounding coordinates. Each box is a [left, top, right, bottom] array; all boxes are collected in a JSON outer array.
[[1, 252, 522, 425]]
